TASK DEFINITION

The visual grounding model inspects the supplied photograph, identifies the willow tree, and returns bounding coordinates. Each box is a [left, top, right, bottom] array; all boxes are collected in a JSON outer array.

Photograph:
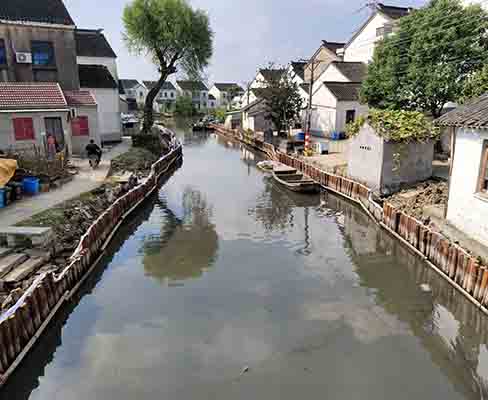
[[123, 0, 213, 132]]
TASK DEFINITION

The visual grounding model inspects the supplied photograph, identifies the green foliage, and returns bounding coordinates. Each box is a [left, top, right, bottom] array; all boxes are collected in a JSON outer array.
[[346, 109, 439, 143], [174, 95, 195, 117], [361, 0, 488, 117], [345, 115, 366, 138], [258, 65, 304, 133], [123, 0, 213, 131], [460, 64, 488, 103]]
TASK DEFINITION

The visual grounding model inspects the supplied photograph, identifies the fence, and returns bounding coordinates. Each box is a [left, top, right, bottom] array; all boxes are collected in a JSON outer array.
[[212, 124, 488, 315], [0, 141, 183, 385]]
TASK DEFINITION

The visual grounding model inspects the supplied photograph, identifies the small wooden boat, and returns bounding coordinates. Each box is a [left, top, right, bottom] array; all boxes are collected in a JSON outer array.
[[257, 160, 280, 171], [272, 168, 319, 193]]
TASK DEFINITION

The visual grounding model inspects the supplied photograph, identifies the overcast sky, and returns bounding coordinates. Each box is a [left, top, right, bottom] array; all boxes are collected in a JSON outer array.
[[64, 0, 427, 86]]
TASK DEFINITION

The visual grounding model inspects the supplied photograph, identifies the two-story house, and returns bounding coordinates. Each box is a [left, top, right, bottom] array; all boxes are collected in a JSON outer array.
[[241, 69, 285, 108], [143, 81, 177, 113], [0, 0, 104, 154], [76, 29, 121, 143], [209, 83, 244, 109], [119, 79, 147, 109], [175, 81, 209, 110]]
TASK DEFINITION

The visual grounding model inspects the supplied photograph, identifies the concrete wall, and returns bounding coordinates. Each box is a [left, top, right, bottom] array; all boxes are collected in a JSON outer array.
[[344, 13, 391, 64], [0, 23, 79, 90], [70, 105, 100, 155], [347, 124, 384, 189], [0, 110, 71, 154], [310, 83, 338, 136], [382, 140, 433, 193], [462, 0, 488, 9], [83, 87, 121, 142], [209, 86, 222, 107], [321, 63, 349, 83], [447, 128, 488, 246], [77, 56, 118, 80]]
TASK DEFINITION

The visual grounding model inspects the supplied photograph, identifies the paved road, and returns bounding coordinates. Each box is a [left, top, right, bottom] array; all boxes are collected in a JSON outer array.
[[0, 138, 131, 227]]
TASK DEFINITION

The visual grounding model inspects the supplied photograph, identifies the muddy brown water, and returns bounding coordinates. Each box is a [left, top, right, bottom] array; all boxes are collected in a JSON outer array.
[[3, 128, 488, 399]]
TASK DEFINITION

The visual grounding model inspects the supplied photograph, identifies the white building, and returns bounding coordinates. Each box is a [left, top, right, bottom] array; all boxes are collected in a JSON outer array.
[[175, 80, 209, 110], [241, 69, 284, 107], [119, 79, 148, 107], [462, 0, 488, 9], [209, 83, 244, 109], [343, 3, 412, 64], [304, 41, 344, 84], [76, 29, 122, 143], [143, 80, 177, 113], [436, 94, 488, 247]]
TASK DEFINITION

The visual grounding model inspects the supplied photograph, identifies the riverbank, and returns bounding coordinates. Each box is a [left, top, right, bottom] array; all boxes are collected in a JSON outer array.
[[212, 124, 488, 317], [0, 132, 183, 385]]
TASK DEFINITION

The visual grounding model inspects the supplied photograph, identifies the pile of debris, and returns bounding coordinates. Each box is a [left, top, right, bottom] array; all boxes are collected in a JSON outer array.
[[386, 179, 448, 222], [110, 147, 158, 177]]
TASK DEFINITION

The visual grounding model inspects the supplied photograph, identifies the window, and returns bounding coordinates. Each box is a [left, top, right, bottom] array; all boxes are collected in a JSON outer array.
[[164, 92, 168, 98], [376, 25, 393, 37], [202, 92, 207, 98], [0, 39, 6, 65], [13, 118, 35, 140], [346, 110, 356, 124], [31, 41, 55, 66], [71, 116, 89, 136], [478, 141, 488, 193], [170, 92, 174, 98], [139, 91, 144, 98]]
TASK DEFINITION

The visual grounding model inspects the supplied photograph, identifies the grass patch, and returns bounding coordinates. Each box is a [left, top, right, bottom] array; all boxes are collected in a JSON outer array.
[[110, 147, 159, 175]]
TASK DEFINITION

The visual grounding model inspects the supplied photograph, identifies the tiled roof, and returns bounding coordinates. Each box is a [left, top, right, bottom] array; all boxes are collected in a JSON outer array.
[[0, 0, 75, 25], [377, 3, 413, 20], [251, 88, 273, 99], [177, 80, 208, 91], [76, 29, 117, 58], [324, 82, 362, 101], [259, 69, 285, 82], [213, 83, 243, 92], [79, 65, 118, 89], [291, 62, 307, 80], [63, 90, 97, 107], [119, 79, 141, 90], [0, 82, 67, 110], [321, 41, 345, 54], [330, 61, 367, 83], [143, 81, 176, 91], [436, 94, 488, 129]]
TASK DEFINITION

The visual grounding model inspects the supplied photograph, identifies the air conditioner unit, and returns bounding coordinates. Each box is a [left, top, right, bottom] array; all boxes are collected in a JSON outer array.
[[16, 52, 32, 64]]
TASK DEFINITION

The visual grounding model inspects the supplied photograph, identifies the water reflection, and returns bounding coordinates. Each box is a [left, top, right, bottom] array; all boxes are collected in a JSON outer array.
[[322, 192, 488, 399], [142, 188, 219, 284]]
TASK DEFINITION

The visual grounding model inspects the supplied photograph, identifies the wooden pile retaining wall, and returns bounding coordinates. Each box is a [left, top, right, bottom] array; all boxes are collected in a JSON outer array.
[[212, 124, 488, 316], [0, 142, 183, 385]]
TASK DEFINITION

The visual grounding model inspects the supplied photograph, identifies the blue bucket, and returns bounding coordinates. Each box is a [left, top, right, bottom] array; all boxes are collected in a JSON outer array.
[[23, 177, 40, 195], [295, 131, 305, 141], [0, 188, 5, 208]]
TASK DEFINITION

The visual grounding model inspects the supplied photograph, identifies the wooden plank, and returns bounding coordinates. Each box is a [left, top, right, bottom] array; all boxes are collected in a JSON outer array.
[[0, 254, 28, 279], [2, 258, 44, 284]]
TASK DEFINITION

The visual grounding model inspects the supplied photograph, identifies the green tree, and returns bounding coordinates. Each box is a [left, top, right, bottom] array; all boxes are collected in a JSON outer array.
[[461, 64, 488, 103], [258, 66, 304, 133], [361, 0, 488, 117], [175, 95, 195, 117], [123, 0, 213, 132]]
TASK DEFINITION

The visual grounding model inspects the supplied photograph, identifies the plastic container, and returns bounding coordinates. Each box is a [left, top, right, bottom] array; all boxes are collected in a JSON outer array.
[[23, 177, 40, 196], [295, 131, 305, 141], [0, 188, 5, 209], [330, 131, 339, 140]]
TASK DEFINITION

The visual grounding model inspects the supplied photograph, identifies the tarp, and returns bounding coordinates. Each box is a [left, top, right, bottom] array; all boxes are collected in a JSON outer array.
[[0, 159, 17, 188]]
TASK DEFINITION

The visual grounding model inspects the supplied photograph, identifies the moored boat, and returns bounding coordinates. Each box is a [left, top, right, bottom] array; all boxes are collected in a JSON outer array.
[[271, 168, 319, 193]]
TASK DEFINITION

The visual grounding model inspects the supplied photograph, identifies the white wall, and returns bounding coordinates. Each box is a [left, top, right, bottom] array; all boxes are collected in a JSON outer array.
[[70, 105, 100, 154], [85, 88, 122, 142], [310, 84, 337, 136], [77, 56, 118, 80], [250, 72, 267, 89], [335, 101, 369, 133], [0, 111, 71, 154], [209, 86, 222, 106], [344, 13, 392, 63], [462, 0, 488, 9], [321, 64, 350, 82], [447, 128, 488, 246]]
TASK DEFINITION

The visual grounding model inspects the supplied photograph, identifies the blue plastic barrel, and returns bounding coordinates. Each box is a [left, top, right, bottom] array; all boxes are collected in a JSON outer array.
[[23, 177, 40, 195], [295, 131, 305, 141], [0, 188, 5, 208]]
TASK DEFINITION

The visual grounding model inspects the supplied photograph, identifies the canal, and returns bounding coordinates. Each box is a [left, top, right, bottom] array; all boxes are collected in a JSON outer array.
[[3, 128, 488, 399]]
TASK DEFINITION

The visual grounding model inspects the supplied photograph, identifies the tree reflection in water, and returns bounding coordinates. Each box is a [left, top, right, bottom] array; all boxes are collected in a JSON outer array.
[[142, 188, 219, 284]]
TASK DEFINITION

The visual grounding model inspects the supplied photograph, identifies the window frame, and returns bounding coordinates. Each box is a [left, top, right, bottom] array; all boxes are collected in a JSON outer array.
[[13, 118, 35, 141], [31, 41, 56, 67], [0, 39, 6, 65], [477, 140, 488, 195], [346, 109, 356, 124]]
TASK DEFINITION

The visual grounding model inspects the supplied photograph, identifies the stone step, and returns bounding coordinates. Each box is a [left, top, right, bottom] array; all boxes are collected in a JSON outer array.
[[3, 257, 45, 283], [0, 253, 29, 279]]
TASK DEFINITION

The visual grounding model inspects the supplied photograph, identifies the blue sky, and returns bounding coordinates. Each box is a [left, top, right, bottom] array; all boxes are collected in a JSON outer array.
[[65, 0, 427, 86]]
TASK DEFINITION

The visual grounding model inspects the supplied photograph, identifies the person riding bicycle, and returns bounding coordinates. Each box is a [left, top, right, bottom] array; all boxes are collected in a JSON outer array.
[[86, 140, 102, 164]]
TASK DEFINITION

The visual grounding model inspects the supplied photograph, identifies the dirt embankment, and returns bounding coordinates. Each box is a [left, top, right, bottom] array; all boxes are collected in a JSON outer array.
[[386, 179, 448, 222], [110, 147, 159, 176]]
